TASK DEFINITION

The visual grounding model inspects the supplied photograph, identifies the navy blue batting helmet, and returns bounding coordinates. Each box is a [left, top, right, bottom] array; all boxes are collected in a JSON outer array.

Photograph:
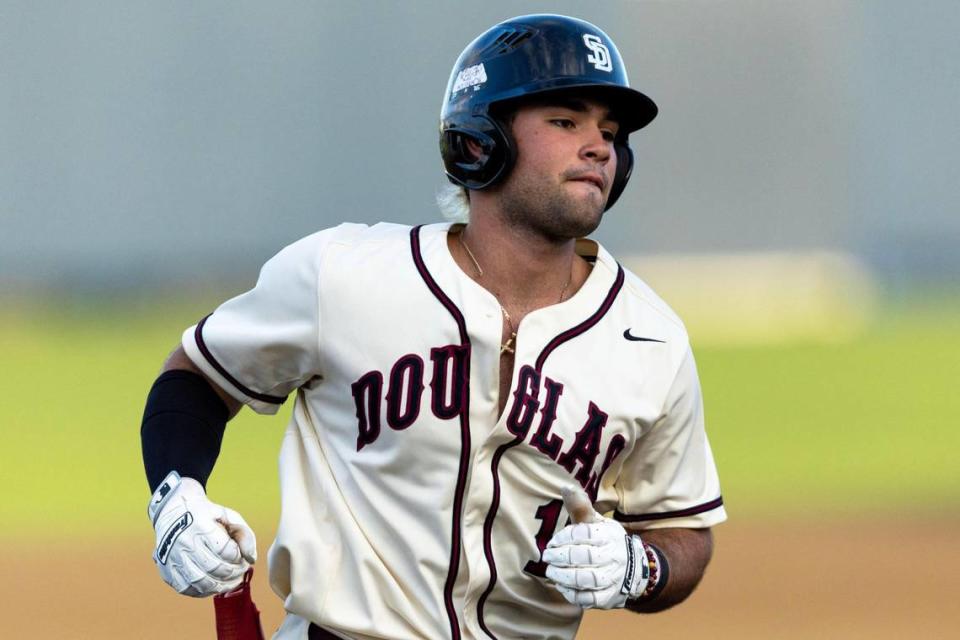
[[439, 14, 658, 210]]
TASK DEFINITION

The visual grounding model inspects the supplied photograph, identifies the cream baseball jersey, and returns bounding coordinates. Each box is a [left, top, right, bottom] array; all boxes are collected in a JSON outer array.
[[181, 222, 726, 640]]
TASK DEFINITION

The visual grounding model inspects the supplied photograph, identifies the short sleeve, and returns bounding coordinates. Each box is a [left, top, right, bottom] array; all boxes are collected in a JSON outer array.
[[181, 228, 340, 414], [614, 345, 727, 529]]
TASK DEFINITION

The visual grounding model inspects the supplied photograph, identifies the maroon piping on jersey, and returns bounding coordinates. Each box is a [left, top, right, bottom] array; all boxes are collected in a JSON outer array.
[[194, 314, 286, 405], [614, 495, 725, 522], [476, 265, 626, 640], [410, 226, 471, 640]]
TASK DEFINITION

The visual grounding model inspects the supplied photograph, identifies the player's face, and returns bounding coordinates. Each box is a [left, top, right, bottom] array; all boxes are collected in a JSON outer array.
[[496, 97, 619, 240]]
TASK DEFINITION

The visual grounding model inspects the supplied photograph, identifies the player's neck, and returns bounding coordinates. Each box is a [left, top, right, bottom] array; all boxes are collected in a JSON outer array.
[[450, 217, 587, 312]]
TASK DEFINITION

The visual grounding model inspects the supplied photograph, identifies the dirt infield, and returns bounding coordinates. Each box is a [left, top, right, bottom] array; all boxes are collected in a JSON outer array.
[[4, 517, 956, 639]]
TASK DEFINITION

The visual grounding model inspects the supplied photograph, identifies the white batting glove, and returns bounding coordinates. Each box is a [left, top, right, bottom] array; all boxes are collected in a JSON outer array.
[[542, 485, 649, 609], [148, 471, 257, 597]]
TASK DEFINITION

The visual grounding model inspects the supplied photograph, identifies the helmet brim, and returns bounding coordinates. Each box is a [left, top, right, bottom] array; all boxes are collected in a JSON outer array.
[[489, 82, 658, 134]]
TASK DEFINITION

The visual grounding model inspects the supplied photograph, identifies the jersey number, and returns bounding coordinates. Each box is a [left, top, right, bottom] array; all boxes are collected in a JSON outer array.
[[522, 499, 566, 578]]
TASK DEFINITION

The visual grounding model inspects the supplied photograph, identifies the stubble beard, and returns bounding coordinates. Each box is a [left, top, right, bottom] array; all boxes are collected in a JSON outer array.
[[496, 172, 606, 242]]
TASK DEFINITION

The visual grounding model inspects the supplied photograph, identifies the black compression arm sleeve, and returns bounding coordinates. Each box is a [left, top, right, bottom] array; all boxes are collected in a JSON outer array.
[[141, 369, 230, 492]]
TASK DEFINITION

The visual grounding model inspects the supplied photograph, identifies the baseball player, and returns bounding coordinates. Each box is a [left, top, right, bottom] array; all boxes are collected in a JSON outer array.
[[141, 14, 725, 640]]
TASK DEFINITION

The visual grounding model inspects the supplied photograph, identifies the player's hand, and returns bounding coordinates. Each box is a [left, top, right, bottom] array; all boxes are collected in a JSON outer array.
[[148, 471, 257, 597], [542, 485, 649, 609]]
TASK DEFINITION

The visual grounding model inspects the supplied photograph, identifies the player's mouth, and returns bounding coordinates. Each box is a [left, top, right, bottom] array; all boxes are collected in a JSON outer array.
[[567, 172, 606, 192]]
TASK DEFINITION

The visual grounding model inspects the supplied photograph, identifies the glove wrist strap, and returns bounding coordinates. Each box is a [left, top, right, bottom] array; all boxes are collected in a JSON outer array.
[[620, 534, 650, 599], [148, 470, 182, 525]]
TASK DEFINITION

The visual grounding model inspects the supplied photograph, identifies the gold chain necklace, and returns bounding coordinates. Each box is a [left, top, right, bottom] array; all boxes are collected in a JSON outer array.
[[459, 231, 571, 355]]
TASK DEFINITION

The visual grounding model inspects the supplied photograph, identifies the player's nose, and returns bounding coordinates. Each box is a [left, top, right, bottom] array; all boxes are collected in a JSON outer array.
[[580, 127, 612, 164]]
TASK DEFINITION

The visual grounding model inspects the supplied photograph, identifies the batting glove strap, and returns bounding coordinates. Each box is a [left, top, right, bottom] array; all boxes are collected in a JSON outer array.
[[620, 534, 649, 599], [148, 470, 183, 525]]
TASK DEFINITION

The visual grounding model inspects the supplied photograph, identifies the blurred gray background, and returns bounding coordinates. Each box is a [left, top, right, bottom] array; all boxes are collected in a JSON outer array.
[[2, 0, 958, 294]]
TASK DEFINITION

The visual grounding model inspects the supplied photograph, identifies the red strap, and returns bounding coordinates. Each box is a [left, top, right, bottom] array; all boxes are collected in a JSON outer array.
[[214, 569, 265, 640]]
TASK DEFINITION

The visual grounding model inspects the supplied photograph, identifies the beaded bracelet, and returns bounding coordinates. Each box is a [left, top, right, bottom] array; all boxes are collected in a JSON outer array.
[[637, 542, 670, 601]]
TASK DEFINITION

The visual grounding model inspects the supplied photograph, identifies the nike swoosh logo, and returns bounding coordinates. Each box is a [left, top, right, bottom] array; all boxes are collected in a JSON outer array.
[[623, 329, 665, 343]]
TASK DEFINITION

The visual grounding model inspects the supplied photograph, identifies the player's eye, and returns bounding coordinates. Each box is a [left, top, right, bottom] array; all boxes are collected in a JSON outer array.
[[601, 129, 617, 142], [550, 118, 576, 129]]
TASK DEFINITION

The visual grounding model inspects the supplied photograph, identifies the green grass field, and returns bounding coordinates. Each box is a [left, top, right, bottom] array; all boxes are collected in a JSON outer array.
[[699, 295, 960, 516], [2, 293, 958, 539]]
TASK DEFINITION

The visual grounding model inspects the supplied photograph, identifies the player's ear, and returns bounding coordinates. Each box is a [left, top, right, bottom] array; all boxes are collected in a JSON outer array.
[[464, 137, 485, 162], [444, 131, 490, 166]]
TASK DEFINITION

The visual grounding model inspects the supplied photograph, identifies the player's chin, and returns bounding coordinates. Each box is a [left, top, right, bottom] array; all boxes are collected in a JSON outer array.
[[575, 192, 607, 223], [558, 204, 604, 238], [575, 212, 604, 237]]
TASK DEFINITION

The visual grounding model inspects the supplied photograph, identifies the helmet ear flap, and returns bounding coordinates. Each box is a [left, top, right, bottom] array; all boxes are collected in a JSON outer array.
[[605, 142, 634, 211], [442, 129, 490, 173], [440, 115, 516, 190]]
